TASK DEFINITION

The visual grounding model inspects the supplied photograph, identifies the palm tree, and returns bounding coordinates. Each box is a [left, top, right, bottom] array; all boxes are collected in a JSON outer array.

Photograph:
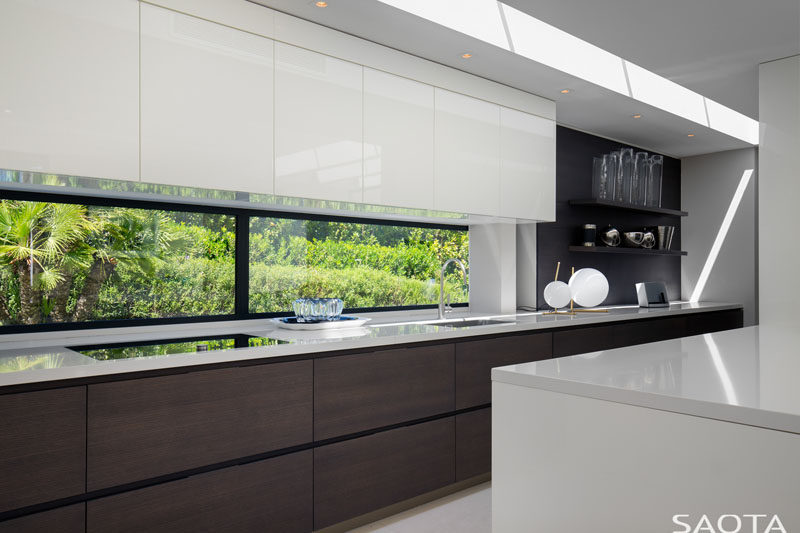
[[0, 201, 174, 325], [0, 200, 94, 324]]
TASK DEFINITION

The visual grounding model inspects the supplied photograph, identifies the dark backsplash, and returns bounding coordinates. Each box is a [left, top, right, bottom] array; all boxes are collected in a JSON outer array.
[[536, 126, 682, 308]]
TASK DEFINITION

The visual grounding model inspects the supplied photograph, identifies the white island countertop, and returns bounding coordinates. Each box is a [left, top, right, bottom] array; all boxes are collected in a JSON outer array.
[[0, 301, 740, 388], [492, 325, 800, 434]]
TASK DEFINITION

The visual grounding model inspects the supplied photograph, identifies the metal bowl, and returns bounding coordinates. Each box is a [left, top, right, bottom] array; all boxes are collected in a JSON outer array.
[[623, 231, 645, 247]]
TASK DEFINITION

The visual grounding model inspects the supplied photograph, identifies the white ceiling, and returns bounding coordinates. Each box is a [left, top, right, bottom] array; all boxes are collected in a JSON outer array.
[[250, 0, 800, 157]]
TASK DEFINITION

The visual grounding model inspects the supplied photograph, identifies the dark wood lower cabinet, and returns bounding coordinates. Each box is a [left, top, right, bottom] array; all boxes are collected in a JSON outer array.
[[0, 503, 85, 533], [685, 309, 743, 336], [0, 387, 86, 513], [87, 360, 312, 490], [314, 345, 455, 440], [456, 408, 491, 481], [553, 324, 617, 357], [456, 333, 551, 409], [612, 316, 687, 347], [87, 450, 312, 533], [314, 418, 455, 530]]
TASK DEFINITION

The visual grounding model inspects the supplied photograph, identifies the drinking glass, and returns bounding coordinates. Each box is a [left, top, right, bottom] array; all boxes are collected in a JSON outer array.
[[632, 151, 649, 205], [618, 148, 634, 204], [592, 157, 611, 200], [647, 155, 663, 207], [607, 151, 622, 202]]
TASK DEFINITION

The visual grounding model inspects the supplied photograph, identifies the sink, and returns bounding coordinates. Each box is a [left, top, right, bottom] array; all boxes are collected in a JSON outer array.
[[421, 318, 515, 328]]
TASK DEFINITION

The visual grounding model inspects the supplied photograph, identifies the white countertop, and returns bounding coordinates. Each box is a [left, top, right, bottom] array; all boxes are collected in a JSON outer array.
[[492, 325, 800, 434], [0, 302, 739, 389]]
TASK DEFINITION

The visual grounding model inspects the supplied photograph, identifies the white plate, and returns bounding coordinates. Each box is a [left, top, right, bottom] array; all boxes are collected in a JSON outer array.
[[272, 316, 371, 330]]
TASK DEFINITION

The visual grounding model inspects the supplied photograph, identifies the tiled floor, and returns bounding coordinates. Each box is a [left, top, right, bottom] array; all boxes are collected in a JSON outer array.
[[349, 482, 491, 533]]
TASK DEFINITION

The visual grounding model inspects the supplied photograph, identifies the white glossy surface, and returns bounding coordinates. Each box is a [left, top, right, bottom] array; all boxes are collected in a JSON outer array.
[[434, 89, 500, 215], [493, 325, 800, 433], [499, 107, 556, 221], [363, 68, 435, 209], [140, 5, 274, 192], [0, 0, 138, 181], [493, 382, 800, 533], [0, 302, 739, 388], [759, 56, 800, 329], [274, 42, 363, 203], [568, 267, 609, 307]]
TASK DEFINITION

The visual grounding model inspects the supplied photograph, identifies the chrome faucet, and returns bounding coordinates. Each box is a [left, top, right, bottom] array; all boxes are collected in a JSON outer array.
[[439, 258, 468, 320]]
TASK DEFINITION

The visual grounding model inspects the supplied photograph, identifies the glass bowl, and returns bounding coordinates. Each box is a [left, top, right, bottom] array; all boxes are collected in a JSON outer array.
[[292, 298, 344, 322]]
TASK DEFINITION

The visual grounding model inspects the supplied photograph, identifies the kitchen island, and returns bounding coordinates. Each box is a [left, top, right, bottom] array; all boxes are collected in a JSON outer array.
[[492, 325, 800, 533]]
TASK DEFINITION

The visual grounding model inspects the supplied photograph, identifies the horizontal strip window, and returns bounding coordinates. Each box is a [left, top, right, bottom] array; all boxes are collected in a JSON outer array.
[[0, 192, 468, 334]]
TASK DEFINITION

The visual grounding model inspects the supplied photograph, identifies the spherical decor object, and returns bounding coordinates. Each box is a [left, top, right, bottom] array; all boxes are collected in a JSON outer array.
[[568, 268, 609, 308], [543, 281, 572, 309]]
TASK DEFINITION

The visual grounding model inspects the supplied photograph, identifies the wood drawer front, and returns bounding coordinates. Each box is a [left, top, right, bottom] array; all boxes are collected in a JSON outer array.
[[314, 417, 455, 529], [0, 503, 85, 533], [686, 309, 743, 336], [88, 360, 312, 490], [456, 408, 491, 481], [456, 333, 551, 409], [0, 387, 86, 513], [314, 344, 455, 440], [612, 317, 687, 347], [553, 325, 616, 357], [87, 450, 312, 533]]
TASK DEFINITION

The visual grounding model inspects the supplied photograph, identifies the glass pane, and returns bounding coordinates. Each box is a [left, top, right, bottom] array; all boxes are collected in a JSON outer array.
[[249, 218, 469, 313], [0, 199, 235, 325]]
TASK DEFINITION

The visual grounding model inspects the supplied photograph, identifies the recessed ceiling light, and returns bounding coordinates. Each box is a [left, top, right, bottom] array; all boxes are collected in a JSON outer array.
[[560, 88, 571, 94], [632, 113, 642, 119], [687, 133, 695, 137], [315, 1, 328, 7], [461, 53, 473, 59]]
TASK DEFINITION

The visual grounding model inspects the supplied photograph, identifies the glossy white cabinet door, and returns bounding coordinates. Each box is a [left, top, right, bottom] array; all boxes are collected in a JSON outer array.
[[140, 4, 274, 193], [499, 107, 556, 220], [0, 0, 138, 180], [274, 43, 363, 203], [363, 68, 434, 210], [434, 89, 500, 216]]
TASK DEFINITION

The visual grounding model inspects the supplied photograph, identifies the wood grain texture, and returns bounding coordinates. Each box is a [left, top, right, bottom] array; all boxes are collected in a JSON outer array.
[[314, 345, 455, 440], [314, 417, 455, 529], [553, 324, 618, 357], [456, 333, 551, 409], [0, 387, 85, 513], [537, 126, 682, 307], [87, 360, 312, 490], [456, 408, 491, 481], [87, 451, 312, 533], [0, 504, 85, 533]]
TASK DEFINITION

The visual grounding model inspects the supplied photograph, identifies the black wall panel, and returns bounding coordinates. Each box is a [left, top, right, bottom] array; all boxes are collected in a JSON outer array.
[[537, 126, 682, 307]]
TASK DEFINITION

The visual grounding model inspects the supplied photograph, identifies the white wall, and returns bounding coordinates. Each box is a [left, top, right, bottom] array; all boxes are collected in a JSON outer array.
[[759, 55, 800, 328], [681, 148, 757, 325], [515, 223, 537, 310], [469, 224, 517, 314]]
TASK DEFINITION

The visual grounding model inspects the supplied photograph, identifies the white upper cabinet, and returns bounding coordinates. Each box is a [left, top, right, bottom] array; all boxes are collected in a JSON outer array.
[[274, 43, 363, 203], [0, 0, 138, 180], [434, 89, 501, 216], [500, 107, 556, 221], [363, 68, 434, 210], [140, 4, 274, 193]]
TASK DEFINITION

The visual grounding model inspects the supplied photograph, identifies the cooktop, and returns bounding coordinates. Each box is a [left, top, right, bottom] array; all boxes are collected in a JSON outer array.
[[72, 334, 288, 361]]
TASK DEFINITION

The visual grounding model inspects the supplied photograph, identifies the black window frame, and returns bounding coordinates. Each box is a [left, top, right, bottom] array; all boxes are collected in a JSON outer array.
[[0, 189, 468, 334]]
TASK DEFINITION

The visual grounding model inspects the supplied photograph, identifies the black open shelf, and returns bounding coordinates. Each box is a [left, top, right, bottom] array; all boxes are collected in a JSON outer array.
[[569, 245, 687, 256], [568, 199, 688, 217]]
